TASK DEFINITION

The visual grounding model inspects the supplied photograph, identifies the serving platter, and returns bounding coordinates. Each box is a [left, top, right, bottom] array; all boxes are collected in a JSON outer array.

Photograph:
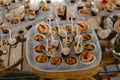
[[26, 21, 102, 72]]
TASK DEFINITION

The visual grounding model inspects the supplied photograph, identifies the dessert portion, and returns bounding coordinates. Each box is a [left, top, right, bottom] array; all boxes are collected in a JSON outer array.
[[78, 52, 95, 64], [91, 7, 99, 16], [1, 24, 9, 34], [65, 56, 77, 65], [97, 29, 111, 39], [61, 47, 70, 57], [64, 24, 72, 32], [63, 36, 73, 47], [10, 19, 20, 25], [52, 25, 58, 34], [85, 2, 93, 8], [106, 3, 115, 12], [35, 54, 48, 64], [50, 56, 62, 66], [58, 27, 67, 37], [42, 6, 50, 11], [82, 33, 92, 41], [74, 34, 83, 43], [79, 9, 88, 14], [37, 23, 49, 34], [34, 34, 45, 41], [74, 42, 84, 54], [77, 2, 84, 10], [34, 44, 46, 53], [75, 22, 89, 32], [47, 45, 56, 56], [84, 43, 96, 51], [50, 39, 59, 48]]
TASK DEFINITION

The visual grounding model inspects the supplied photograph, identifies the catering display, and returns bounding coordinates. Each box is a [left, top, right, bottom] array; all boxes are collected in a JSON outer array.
[[26, 21, 101, 72], [0, 0, 50, 36], [1, 0, 120, 73]]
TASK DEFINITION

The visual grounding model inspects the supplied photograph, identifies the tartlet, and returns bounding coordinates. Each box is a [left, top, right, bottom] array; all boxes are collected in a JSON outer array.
[[10, 19, 20, 25], [76, 22, 89, 32], [35, 54, 48, 64], [50, 56, 62, 66], [65, 56, 77, 65], [52, 25, 58, 34], [84, 43, 96, 52], [42, 6, 50, 11], [47, 45, 56, 56], [33, 34, 45, 41], [79, 9, 88, 14], [37, 23, 49, 34], [78, 52, 96, 65], [64, 24, 72, 32], [34, 44, 46, 53], [82, 33, 92, 41]]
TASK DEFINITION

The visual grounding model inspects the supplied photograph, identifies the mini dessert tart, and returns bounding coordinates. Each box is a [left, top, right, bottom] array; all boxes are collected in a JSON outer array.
[[52, 25, 58, 34], [37, 23, 49, 34], [50, 56, 62, 66], [82, 33, 92, 41], [91, 7, 99, 16], [10, 19, 20, 25], [64, 24, 72, 32], [84, 43, 96, 52], [63, 36, 73, 47], [106, 3, 115, 12], [100, 0, 108, 6], [0, 0, 3, 5], [78, 52, 96, 65], [42, 6, 50, 11], [74, 42, 84, 55], [35, 54, 48, 64], [47, 45, 56, 56], [65, 56, 77, 65], [79, 9, 88, 14], [33, 34, 45, 41], [75, 22, 89, 32], [34, 44, 46, 53], [85, 2, 93, 8], [98, 6, 104, 11]]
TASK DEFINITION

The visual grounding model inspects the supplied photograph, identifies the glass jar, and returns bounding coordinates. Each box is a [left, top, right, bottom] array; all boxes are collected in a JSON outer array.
[[112, 33, 120, 59]]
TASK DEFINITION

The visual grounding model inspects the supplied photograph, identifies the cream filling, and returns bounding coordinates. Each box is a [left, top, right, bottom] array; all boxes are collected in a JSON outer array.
[[61, 47, 70, 55]]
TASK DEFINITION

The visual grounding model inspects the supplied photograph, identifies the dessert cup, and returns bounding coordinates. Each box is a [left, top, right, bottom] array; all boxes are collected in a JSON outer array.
[[50, 55, 63, 66], [35, 54, 48, 64], [78, 52, 96, 65], [64, 56, 78, 66], [84, 42, 96, 52]]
